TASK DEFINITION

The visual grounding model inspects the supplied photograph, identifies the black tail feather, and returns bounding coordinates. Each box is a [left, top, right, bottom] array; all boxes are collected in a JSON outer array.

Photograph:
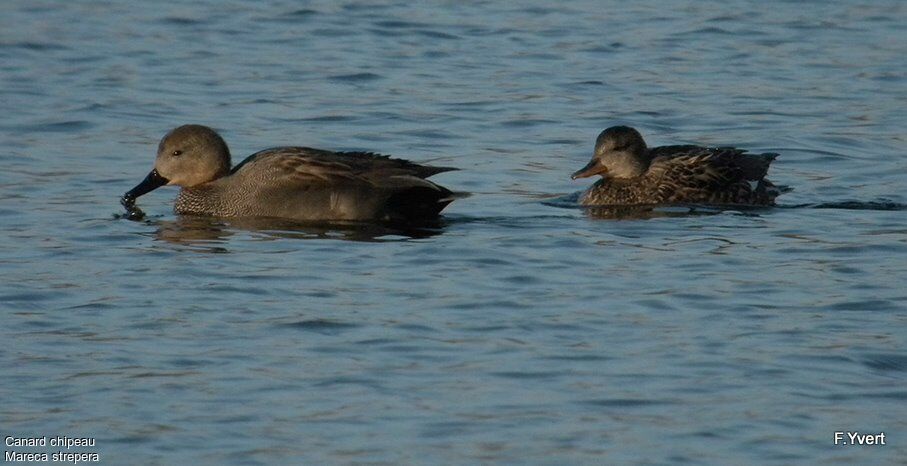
[[385, 185, 458, 221]]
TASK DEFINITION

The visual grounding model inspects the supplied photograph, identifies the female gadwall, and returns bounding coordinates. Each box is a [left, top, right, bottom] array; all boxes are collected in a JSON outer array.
[[122, 125, 459, 221], [571, 126, 782, 206]]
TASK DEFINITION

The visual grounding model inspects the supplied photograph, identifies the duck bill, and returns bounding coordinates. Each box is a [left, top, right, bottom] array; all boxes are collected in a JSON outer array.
[[571, 158, 608, 180], [121, 169, 169, 207]]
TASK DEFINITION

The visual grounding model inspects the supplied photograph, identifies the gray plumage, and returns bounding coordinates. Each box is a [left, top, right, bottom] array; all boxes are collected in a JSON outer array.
[[572, 126, 782, 206], [123, 125, 458, 222]]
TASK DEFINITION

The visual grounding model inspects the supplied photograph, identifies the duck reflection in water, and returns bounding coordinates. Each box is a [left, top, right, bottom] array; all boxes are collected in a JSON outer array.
[[140, 215, 448, 249], [579, 204, 767, 220]]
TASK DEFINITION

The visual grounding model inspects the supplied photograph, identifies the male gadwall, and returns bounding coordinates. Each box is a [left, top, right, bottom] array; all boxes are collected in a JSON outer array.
[[571, 126, 782, 206], [122, 125, 459, 221]]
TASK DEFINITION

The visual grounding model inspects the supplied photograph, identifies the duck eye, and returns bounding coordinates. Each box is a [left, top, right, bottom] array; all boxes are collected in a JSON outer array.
[[172, 150, 183, 157]]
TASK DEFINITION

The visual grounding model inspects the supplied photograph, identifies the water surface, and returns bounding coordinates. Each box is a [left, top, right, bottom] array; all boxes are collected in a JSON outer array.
[[1, 1, 906, 464]]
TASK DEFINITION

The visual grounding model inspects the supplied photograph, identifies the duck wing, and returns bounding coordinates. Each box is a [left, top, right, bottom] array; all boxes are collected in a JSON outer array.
[[649, 146, 777, 183], [232, 147, 457, 186], [648, 145, 705, 159], [646, 146, 778, 204]]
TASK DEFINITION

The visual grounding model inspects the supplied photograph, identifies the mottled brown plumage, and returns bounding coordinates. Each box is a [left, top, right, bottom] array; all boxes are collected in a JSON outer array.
[[122, 125, 459, 222], [572, 126, 781, 206]]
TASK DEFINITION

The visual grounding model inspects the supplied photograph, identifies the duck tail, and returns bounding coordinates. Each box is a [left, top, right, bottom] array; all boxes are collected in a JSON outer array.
[[739, 152, 778, 181], [418, 165, 459, 178], [386, 186, 456, 219], [439, 191, 471, 202], [381, 176, 462, 219], [755, 178, 786, 204]]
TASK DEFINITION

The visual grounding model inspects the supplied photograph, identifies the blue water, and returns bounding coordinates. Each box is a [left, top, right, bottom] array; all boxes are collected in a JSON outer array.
[[2, 1, 906, 464]]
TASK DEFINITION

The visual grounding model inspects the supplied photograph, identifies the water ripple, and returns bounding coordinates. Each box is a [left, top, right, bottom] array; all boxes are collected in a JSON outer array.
[[2, 1, 906, 465]]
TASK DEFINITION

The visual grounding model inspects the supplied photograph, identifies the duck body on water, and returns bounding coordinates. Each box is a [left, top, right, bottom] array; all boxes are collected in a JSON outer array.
[[572, 126, 782, 206], [122, 124, 786, 222], [122, 125, 459, 222]]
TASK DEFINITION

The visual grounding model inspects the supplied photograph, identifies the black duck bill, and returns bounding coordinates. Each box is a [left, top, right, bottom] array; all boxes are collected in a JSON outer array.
[[571, 157, 607, 180], [121, 169, 169, 208]]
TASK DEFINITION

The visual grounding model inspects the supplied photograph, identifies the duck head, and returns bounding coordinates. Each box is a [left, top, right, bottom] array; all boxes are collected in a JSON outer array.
[[122, 125, 232, 208], [571, 125, 650, 180]]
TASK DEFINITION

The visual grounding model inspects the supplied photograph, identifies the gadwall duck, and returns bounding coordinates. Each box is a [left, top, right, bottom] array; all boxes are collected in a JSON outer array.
[[122, 125, 459, 222], [572, 126, 782, 206]]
